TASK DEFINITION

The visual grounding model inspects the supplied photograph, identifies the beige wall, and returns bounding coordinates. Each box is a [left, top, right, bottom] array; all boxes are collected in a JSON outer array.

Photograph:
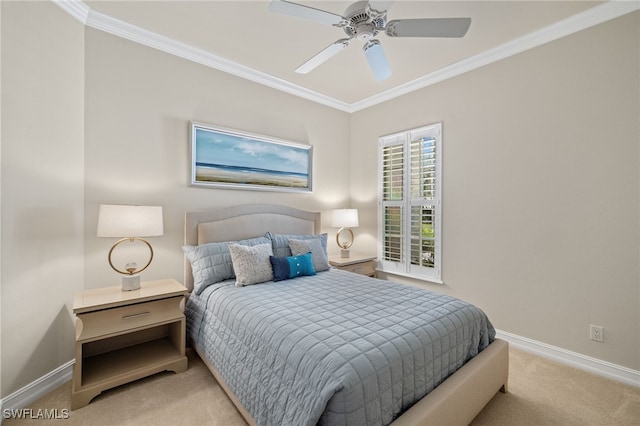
[[1, 1, 85, 396], [82, 29, 352, 289], [351, 12, 640, 370], [1, 4, 351, 398], [1, 1, 638, 401]]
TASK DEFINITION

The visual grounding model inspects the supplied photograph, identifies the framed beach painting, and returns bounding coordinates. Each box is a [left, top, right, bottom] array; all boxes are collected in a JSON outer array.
[[190, 122, 313, 192]]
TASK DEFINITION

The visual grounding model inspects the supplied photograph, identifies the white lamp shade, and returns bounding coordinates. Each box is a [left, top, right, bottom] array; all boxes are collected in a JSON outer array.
[[331, 209, 359, 228], [363, 40, 392, 81], [97, 205, 164, 237]]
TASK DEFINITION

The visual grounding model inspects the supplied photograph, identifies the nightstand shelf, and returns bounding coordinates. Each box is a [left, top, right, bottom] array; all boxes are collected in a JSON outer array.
[[81, 328, 183, 386], [72, 279, 188, 410], [329, 253, 377, 277]]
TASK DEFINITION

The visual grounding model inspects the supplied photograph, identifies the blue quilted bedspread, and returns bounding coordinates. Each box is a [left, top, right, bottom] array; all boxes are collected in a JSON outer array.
[[186, 268, 495, 426]]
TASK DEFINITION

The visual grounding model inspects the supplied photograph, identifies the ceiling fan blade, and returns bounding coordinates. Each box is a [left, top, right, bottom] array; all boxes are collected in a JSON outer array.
[[295, 39, 351, 74], [268, 0, 346, 26], [367, 0, 395, 13], [386, 18, 471, 38], [363, 40, 391, 81]]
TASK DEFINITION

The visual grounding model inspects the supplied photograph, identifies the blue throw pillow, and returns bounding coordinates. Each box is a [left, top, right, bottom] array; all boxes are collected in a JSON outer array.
[[269, 252, 316, 282]]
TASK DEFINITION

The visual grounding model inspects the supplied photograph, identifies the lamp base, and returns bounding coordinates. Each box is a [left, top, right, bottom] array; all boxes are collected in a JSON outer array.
[[121, 274, 141, 291], [340, 249, 351, 258]]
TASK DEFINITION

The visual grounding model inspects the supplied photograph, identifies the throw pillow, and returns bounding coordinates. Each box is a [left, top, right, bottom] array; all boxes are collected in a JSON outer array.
[[288, 238, 330, 272], [228, 243, 274, 286], [269, 253, 316, 281]]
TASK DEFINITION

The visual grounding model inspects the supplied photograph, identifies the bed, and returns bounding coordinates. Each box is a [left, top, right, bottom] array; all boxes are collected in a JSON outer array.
[[183, 204, 508, 425]]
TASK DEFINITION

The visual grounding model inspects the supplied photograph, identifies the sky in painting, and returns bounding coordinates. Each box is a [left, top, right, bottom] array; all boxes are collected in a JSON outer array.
[[195, 128, 309, 174]]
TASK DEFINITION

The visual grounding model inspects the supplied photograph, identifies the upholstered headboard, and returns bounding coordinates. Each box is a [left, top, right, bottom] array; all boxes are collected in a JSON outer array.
[[184, 204, 321, 291]]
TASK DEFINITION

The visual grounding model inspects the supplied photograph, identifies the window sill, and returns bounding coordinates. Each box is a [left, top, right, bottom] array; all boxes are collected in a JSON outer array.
[[375, 268, 444, 285]]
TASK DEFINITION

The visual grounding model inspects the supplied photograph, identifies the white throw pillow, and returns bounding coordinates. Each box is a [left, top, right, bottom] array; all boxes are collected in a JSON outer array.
[[228, 243, 274, 286]]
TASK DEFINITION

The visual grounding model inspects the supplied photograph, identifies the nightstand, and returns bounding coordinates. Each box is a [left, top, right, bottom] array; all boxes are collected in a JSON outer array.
[[329, 253, 377, 277], [71, 278, 188, 410]]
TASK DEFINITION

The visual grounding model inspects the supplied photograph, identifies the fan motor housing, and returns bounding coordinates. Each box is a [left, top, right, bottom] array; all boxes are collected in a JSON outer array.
[[342, 1, 387, 39]]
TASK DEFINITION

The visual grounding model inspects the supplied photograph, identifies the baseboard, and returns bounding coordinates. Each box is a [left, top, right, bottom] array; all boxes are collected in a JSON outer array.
[[496, 330, 640, 388], [1, 331, 638, 418], [0, 359, 74, 419]]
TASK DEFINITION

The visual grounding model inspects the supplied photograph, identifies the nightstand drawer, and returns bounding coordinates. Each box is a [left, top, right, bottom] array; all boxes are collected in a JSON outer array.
[[76, 296, 184, 342], [339, 261, 375, 276]]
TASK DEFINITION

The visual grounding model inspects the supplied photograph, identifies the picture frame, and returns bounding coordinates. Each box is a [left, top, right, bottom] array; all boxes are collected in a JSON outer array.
[[190, 122, 313, 192]]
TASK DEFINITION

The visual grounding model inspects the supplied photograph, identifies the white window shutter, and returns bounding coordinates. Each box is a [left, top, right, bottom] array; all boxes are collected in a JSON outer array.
[[378, 123, 442, 282]]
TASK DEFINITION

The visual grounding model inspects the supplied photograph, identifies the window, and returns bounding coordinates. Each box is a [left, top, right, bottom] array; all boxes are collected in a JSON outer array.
[[378, 123, 442, 282]]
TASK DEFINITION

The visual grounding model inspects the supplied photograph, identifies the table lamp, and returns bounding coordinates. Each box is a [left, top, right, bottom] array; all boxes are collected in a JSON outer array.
[[97, 204, 164, 291], [331, 208, 359, 258]]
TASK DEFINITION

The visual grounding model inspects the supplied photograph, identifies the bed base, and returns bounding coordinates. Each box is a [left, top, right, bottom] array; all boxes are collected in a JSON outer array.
[[390, 338, 508, 425], [192, 338, 508, 426], [185, 204, 509, 425], [192, 342, 257, 425]]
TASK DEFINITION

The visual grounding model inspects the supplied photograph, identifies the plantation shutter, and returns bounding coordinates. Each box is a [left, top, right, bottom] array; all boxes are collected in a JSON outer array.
[[381, 141, 404, 264], [409, 137, 437, 270], [378, 123, 441, 282]]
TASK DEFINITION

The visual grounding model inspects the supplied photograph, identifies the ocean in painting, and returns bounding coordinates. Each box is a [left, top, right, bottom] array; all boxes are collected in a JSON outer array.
[[195, 162, 309, 188]]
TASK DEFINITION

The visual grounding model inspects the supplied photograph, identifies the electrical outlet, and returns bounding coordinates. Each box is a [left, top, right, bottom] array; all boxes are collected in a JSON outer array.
[[590, 325, 604, 342]]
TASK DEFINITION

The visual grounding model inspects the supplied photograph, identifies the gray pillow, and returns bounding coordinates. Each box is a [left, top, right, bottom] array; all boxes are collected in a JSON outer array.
[[183, 236, 270, 295], [228, 243, 274, 287], [289, 238, 330, 272], [267, 232, 327, 257]]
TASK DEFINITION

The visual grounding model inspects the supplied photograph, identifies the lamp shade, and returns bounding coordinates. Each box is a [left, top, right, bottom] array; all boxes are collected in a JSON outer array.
[[331, 209, 359, 228], [97, 205, 164, 238]]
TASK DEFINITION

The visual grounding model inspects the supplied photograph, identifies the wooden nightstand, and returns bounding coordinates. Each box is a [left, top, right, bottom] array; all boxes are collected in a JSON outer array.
[[329, 253, 377, 277], [71, 278, 188, 410]]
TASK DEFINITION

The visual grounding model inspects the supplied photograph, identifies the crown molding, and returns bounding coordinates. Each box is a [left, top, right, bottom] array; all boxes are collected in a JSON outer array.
[[53, 1, 639, 114], [52, 0, 89, 24], [62, 2, 352, 113], [350, 0, 640, 112]]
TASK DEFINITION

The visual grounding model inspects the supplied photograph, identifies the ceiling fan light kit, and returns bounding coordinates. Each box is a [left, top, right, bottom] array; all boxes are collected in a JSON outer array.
[[363, 40, 392, 81], [269, 0, 471, 81]]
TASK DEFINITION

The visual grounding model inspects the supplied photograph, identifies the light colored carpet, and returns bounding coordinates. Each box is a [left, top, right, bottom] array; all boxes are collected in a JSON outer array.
[[4, 347, 639, 425]]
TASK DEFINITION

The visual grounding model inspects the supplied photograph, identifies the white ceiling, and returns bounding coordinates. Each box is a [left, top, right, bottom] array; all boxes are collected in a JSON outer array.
[[70, 1, 634, 111]]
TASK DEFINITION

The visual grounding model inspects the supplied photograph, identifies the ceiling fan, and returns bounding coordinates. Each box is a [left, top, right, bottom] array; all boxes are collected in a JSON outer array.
[[268, 0, 471, 81]]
